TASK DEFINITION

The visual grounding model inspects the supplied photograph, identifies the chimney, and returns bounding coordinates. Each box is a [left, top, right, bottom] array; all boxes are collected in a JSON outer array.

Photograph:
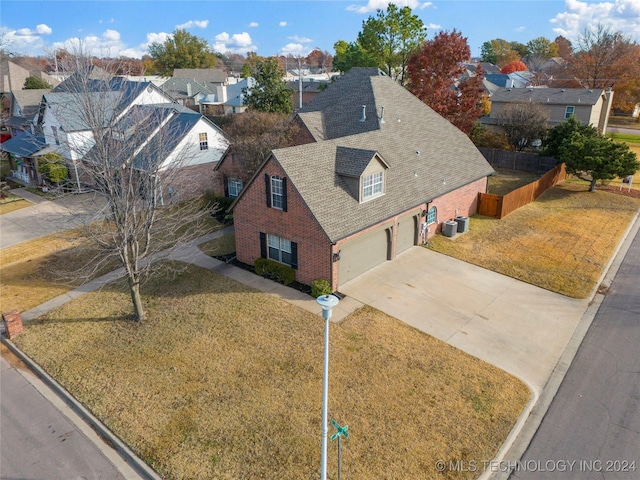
[[359, 105, 366, 122], [186, 82, 192, 97]]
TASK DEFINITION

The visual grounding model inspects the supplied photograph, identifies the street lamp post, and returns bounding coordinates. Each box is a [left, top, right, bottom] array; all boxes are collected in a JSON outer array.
[[316, 294, 339, 480]]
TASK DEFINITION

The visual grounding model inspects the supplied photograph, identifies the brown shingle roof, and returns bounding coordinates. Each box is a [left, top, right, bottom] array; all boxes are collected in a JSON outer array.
[[491, 87, 604, 105], [267, 68, 494, 242]]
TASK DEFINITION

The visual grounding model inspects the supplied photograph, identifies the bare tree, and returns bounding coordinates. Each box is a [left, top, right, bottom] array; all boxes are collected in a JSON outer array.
[[222, 110, 300, 182], [497, 102, 549, 151], [43, 50, 223, 321]]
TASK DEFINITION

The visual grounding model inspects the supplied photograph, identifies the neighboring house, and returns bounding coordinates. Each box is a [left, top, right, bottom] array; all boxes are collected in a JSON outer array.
[[172, 68, 228, 87], [1, 58, 59, 93], [39, 77, 174, 163], [6, 88, 51, 135], [485, 86, 614, 134], [1, 70, 228, 191], [0, 88, 51, 184], [287, 78, 330, 109], [162, 77, 255, 115], [230, 68, 494, 290], [83, 103, 229, 201]]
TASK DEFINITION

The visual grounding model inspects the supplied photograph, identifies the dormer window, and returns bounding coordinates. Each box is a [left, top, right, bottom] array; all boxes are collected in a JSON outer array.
[[362, 171, 384, 201]]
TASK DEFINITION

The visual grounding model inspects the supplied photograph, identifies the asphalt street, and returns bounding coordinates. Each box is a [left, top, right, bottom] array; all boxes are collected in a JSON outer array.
[[511, 227, 640, 480], [0, 345, 131, 480]]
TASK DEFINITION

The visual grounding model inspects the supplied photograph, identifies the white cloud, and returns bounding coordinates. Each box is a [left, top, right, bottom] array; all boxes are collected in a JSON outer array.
[[288, 35, 312, 43], [212, 31, 256, 54], [279, 21, 288, 27], [280, 43, 306, 55], [515, 26, 526, 33], [36, 24, 52, 35], [249, 22, 259, 28], [176, 20, 209, 29], [103, 29, 120, 41], [425, 23, 441, 30], [347, 0, 432, 14], [551, 0, 640, 43]]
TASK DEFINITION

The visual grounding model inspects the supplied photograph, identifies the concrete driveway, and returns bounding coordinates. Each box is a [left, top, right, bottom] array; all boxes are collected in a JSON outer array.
[[339, 247, 589, 395], [0, 189, 106, 248]]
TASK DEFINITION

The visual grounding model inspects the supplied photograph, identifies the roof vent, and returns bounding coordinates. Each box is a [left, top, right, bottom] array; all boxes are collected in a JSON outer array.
[[359, 105, 366, 122]]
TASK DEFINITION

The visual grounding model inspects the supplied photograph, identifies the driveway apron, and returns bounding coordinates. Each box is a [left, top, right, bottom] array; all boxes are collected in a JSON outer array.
[[339, 247, 589, 394]]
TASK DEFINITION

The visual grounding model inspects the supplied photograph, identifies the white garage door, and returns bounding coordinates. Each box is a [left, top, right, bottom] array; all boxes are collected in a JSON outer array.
[[338, 226, 390, 286]]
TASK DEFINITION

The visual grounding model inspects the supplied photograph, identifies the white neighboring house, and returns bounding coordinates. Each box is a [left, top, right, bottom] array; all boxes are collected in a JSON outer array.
[[39, 78, 175, 163], [83, 103, 229, 201]]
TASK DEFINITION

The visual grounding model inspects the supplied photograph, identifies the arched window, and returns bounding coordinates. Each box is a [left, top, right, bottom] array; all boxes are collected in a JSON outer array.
[[426, 206, 437, 225]]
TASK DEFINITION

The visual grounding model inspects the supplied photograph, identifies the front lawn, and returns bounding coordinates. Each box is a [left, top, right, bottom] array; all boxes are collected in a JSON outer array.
[[428, 180, 640, 298], [14, 262, 529, 480], [0, 193, 31, 214]]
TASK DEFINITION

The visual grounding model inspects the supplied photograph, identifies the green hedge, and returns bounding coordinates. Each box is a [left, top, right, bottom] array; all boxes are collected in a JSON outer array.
[[254, 258, 295, 286], [311, 279, 332, 298]]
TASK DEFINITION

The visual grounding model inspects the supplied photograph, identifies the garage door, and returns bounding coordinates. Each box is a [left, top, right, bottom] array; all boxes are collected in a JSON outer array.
[[396, 215, 417, 254], [338, 226, 390, 286]]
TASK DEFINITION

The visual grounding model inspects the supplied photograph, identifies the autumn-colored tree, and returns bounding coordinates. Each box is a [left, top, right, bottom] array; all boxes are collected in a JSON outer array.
[[554, 36, 573, 60], [480, 38, 521, 67], [306, 48, 332, 72], [222, 111, 300, 182], [500, 60, 527, 74], [525, 37, 559, 71], [565, 24, 640, 112], [469, 123, 510, 150], [407, 30, 484, 134]]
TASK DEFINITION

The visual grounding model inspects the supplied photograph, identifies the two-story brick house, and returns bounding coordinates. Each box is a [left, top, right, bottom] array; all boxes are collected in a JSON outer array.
[[230, 68, 494, 290]]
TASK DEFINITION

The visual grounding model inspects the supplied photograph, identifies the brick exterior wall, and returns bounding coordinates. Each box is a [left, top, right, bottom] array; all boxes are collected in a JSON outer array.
[[426, 176, 488, 237], [236, 166, 489, 290], [234, 160, 333, 287], [165, 162, 217, 201]]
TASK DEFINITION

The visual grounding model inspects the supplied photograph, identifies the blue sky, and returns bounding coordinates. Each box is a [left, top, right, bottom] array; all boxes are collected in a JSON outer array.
[[2, 0, 639, 60]]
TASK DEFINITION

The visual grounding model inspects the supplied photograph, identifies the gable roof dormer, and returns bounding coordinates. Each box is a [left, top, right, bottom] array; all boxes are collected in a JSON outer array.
[[335, 146, 390, 202]]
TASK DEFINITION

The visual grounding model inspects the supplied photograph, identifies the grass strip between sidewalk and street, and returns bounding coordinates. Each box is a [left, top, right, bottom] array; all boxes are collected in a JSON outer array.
[[13, 262, 529, 480]]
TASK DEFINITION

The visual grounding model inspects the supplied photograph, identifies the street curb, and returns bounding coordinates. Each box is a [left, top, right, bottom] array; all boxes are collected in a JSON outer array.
[[487, 207, 640, 480], [1, 336, 163, 480]]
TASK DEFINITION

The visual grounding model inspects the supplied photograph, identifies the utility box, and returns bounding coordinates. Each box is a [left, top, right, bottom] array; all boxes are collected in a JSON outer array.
[[442, 220, 457, 237], [455, 216, 469, 233], [3, 310, 24, 339]]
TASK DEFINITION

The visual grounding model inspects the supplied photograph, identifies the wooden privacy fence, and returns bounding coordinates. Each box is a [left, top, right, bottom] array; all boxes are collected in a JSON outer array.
[[478, 163, 567, 219], [478, 147, 557, 174]]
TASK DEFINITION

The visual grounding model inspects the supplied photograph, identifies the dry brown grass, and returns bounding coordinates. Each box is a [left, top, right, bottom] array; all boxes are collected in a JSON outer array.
[[14, 263, 529, 480], [429, 180, 640, 298], [0, 197, 31, 215], [199, 232, 236, 257], [0, 233, 89, 312], [487, 170, 540, 195]]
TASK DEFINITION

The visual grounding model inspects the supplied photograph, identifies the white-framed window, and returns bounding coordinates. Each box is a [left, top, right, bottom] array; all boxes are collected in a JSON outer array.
[[271, 176, 284, 210], [228, 177, 243, 198], [426, 206, 437, 225], [199, 132, 208, 150], [564, 106, 575, 119], [267, 234, 292, 265], [362, 171, 384, 200]]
